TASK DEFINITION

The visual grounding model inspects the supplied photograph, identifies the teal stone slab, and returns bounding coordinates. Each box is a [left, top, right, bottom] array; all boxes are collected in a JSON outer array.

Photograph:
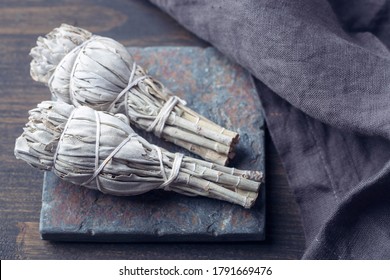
[[39, 47, 266, 242]]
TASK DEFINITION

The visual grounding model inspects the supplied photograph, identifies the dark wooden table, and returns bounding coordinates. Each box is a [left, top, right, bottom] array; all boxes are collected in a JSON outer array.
[[0, 0, 305, 259]]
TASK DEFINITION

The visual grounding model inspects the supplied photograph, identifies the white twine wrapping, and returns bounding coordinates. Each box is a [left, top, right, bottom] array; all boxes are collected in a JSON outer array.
[[52, 109, 76, 168], [112, 64, 186, 138], [153, 145, 184, 191], [106, 62, 149, 112], [146, 96, 186, 137]]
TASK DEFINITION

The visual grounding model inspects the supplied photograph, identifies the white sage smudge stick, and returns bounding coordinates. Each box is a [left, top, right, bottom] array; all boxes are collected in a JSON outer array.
[[30, 24, 239, 165], [15, 101, 263, 208]]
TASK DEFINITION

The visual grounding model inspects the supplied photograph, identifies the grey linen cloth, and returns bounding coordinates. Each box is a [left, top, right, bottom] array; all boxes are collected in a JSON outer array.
[[149, 0, 390, 259]]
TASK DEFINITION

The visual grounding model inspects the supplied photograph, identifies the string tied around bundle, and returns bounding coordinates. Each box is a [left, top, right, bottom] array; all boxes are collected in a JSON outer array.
[[153, 145, 184, 191], [106, 62, 149, 113], [146, 96, 186, 137]]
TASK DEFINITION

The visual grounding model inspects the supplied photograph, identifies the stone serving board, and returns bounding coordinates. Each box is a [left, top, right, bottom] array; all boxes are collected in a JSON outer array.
[[40, 47, 265, 242]]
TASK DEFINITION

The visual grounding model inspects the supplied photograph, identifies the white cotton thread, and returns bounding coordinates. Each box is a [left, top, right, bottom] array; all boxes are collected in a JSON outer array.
[[204, 181, 211, 192], [107, 62, 149, 112], [81, 110, 101, 190], [81, 111, 137, 191], [154, 145, 168, 182], [235, 176, 241, 188], [161, 153, 183, 191], [53, 110, 76, 168], [153, 145, 184, 190], [146, 96, 186, 137], [94, 111, 102, 191], [216, 172, 220, 183], [68, 37, 97, 105], [82, 133, 136, 190]]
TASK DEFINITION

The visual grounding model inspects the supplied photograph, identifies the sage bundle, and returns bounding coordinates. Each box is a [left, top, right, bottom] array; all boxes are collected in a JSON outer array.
[[15, 101, 262, 208], [30, 24, 239, 165]]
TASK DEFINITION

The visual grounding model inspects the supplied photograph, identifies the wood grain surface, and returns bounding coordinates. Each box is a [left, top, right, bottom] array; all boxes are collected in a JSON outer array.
[[0, 0, 305, 259]]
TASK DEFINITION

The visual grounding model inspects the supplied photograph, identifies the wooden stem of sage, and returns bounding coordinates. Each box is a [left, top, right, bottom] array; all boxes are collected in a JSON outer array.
[[30, 24, 239, 165]]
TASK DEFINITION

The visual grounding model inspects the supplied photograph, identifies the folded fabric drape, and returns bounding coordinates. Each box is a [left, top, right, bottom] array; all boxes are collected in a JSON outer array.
[[149, 0, 390, 259]]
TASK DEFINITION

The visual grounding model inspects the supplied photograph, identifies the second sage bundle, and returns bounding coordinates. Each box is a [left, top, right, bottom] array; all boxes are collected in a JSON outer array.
[[15, 101, 263, 208]]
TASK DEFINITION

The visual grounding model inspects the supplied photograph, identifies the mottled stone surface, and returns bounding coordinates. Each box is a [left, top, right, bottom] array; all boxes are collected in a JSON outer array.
[[40, 47, 265, 242]]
